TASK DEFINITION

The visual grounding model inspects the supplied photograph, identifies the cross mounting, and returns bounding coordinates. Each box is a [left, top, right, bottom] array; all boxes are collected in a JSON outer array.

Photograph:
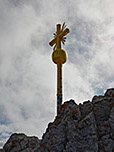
[[49, 23, 70, 49]]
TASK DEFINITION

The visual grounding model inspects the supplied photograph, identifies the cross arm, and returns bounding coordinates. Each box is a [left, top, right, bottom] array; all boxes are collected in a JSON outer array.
[[49, 28, 70, 47], [49, 37, 57, 46]]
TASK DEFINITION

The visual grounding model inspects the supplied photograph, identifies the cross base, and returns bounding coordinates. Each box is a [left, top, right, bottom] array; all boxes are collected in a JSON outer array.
[[57, 94, 62, 115]]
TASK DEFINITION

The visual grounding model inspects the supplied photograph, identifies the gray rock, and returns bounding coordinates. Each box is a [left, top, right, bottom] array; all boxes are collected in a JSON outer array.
[[2, 88, 114, 152], [104, 88, 114, 97], [0, 149, 5, 152], [3, 133, 40, 152]]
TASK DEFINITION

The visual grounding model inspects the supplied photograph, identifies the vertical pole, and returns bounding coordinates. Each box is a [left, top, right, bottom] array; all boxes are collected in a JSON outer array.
[[56, 24, 61, 49], [49, 23, 69, 116], [57, 63, 62, 115], [56, 24, 62, 115]]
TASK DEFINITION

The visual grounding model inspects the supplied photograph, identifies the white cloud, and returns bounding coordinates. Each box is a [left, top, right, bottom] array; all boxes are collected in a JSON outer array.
[[0, 0, 114, 147]]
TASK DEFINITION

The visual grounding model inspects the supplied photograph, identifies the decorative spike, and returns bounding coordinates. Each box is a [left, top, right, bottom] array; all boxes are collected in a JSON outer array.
[[62, 22, 65, 31], [53, 44, 56, 50], [64, 24, 67, 29], [53, 33, 56, 36], [63, 22, 65, 26], [62, 22, 67, 31], [63, 42, 65, 45], [62, 40, 65, 45]]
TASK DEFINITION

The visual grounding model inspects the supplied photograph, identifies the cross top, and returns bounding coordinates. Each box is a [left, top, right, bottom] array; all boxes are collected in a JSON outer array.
[[49, 23, 70, 50]]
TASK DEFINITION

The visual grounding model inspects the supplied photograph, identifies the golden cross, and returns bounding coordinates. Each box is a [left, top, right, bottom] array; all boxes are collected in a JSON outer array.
[[49, 23, 70, 115], [49, 23, 70, 49]]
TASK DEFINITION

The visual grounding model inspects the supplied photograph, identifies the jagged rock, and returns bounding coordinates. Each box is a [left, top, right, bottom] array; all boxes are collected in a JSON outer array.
[[105, 88, 114, 97], [2, 88, 114, 152], [3, 133, 40, 152], [79, 100, 92, 118]]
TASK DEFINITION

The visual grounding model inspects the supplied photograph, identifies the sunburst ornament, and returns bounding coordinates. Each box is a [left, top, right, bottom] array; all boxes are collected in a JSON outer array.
[[52, 22, 68, 50]]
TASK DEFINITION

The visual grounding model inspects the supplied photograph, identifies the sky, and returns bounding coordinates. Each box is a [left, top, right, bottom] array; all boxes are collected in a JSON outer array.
[[0, 0, 114, 147]]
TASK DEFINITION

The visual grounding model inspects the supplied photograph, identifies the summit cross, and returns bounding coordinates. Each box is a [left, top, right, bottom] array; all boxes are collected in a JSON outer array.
[[49, 23, 70, 115]]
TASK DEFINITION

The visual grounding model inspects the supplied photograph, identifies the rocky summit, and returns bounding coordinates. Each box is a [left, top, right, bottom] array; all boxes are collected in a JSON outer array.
[[1, 88, 114, 152]]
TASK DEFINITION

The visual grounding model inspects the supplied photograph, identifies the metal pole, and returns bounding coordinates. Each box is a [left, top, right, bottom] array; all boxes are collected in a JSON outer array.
[[56, 24, 62, 115], [49, 23, 70, 115], [57, 63, 62, 115], [56, 24, 61, 49]]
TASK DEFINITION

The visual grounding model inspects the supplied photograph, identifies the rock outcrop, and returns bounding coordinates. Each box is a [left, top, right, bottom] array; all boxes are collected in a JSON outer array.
[[1, 88, 114, 152], [2, 133, 40, 152]]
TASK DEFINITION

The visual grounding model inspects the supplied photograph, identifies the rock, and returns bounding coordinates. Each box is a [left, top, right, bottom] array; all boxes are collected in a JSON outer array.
[[79, 100, 93, 118], [109, 107, 114, 139], [64, 112, 98, 152], [99, 135, 114, 152], [104, 88, 114, 97], [0, 149, 5, 152], [2, 88, 114, 152], [3, 133, 40, 152]]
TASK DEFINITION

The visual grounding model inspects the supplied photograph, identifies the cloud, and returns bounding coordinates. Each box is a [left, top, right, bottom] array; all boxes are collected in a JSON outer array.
[[0, 0, 114, 147]]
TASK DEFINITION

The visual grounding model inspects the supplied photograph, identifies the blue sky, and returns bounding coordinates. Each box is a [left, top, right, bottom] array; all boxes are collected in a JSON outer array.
[[0, 0, 114, 147]]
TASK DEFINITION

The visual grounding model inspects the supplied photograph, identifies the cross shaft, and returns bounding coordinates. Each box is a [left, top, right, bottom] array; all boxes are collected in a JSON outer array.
[[49, 23, 70, 115]]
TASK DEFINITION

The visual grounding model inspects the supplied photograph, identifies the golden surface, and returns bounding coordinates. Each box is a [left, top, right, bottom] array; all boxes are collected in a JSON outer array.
[[52, 48, 67, 64], [49, 23, 70, 114]]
